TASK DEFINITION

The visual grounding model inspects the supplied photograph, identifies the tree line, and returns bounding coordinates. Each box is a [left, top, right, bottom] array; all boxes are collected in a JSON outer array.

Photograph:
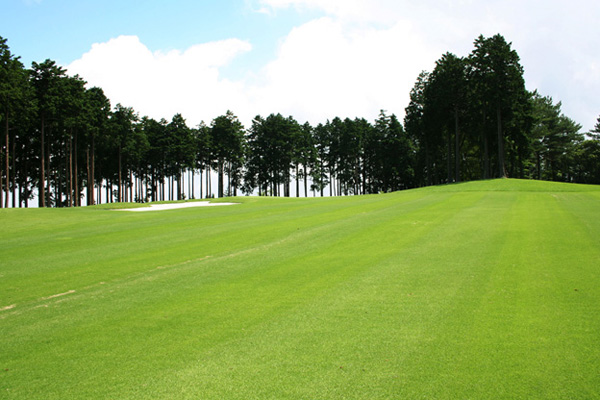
[[1, 34, 600, 208], [404, 34, 600, 185]]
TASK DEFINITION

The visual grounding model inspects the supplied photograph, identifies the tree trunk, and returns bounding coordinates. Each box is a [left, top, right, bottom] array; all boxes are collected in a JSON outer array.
[[168, 175, 171, 201], [90, 135, 95, 205], [304, 165, 308, 197], [320, 164, 324, 197], [86, 148, 91, 205], [497, 106, 506, 177], [206, 166, 211, 198], [117, 145, 122, 202], [227, 162, 231, 197], [160, 176, 164, 201], [447, 128, 452, 184], [0, 133, 3, 208], [177, 171, 182, 200], [74, 132, 79, 206], [330, 171, 334, 196], [97, 176, 101, 205], [296, 164, 300, 197], [481, 110, 489, 180], [483, 132, 489, 179], [4, 111, 9, 208], [46, 134, 51, 205], [130, 169, 134, 202], [190, 169, 194, 199], [218, 161, 224, 198], [454, 108, 460, 183], [425, 141, 432, 186], [40, 116, 46, 207], [199, 169, 203, 199], [11, 137, 16, 208], [69, 133, 73, 207]]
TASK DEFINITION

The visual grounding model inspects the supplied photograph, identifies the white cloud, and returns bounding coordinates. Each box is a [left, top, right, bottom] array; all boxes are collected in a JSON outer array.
[[257, 0, 600, 130], [67, 23, 434, 128], [68, 1, 600, 132], [249, 17, 435, 123], [68, 35, 253, 126]]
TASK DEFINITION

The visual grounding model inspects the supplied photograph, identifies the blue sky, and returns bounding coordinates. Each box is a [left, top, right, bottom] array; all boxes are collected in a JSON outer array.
[[4, 0, 314, 70], [3, 0, 600, 131]]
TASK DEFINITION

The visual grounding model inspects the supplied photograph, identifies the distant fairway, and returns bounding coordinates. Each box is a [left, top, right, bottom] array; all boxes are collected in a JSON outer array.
[[1, 179, 599, 399]]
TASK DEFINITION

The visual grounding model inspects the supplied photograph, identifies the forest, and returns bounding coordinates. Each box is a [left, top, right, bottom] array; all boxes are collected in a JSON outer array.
[[1, 33, 600, 208]]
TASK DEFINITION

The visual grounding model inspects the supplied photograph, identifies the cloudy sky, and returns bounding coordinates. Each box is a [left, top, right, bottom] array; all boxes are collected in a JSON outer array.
[[3, 0, 600, 131]]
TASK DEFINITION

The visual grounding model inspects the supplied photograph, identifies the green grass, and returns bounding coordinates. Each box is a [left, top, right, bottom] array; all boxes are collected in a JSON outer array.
[[1, 179, 599, 399]]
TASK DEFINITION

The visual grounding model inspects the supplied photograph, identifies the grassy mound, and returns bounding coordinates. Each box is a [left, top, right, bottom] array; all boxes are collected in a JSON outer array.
[[1, 179, 599, 399]]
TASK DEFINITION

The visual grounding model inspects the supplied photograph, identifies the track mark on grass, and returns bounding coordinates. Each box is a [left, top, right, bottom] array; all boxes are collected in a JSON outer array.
[[1, 304, 16, 312], [154, 256, 212, 270], [42, 290, 76, 300]]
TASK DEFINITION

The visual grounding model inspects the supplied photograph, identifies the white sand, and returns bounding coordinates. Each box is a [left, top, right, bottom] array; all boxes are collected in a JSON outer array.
[[116, 201, 238, 212]]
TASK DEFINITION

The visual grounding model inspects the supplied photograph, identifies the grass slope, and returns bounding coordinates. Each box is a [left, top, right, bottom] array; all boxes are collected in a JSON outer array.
[[1, 179, 599, 399]]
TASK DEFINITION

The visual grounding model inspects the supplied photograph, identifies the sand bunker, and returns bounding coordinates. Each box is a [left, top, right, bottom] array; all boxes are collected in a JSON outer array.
[[117, 201, 238, 212]]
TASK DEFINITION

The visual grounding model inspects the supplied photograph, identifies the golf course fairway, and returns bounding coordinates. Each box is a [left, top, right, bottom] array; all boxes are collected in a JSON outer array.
[[1, 179, 599, 399]]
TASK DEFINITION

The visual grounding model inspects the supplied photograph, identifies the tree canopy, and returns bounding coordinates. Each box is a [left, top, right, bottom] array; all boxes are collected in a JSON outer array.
[[1, 33, 599, 207]]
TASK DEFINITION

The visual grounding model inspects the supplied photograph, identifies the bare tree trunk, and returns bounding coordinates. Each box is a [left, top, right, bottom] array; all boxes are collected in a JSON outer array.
[[206, 166, 210, 198], [69, 133, 73, 207], [497, 106, 505, 178], [4, 111, 9, 208], [201, 169, 204, 199], [0, 135, 3, 208], [447, 129, 452, 184], [455, 108, 460, 183], [425, 141, 432, 186], [482, 108, 489, 180], [86, 148, 91, 205], [483, 132, 489, 180], [304, 165, 308, 197], [11, 138, 16, 208], [159, 176, 163, 201], [118, 145, 122, 202], [190, 169, 194, 199], [320, 165, 324, 197], [177, 171, 182, 200], [91, 135, 96, 205], [129, 169, 133, 202], [45, 128, 51, 206], [40, 117, 45, 207], [218, 161, 224, 198], [296, 164, 300, 197], [227, 162, 231, 197], [74, 132, 79, 206], [330, 171, 334, 196]]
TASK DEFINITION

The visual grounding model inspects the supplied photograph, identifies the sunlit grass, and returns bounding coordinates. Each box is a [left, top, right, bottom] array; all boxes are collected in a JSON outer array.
[[1, 179, 599, 399]]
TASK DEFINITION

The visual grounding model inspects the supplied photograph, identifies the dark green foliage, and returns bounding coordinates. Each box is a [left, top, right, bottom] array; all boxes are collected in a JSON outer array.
[[529, 92, 583, 181], [0, 36, 33, 208], [210, 110, 245, 197], [407, 33, 594, 188], [468, 34, 528, 178], [243, 113, 300, 197], [365, 111, 414, 192], [0, 33, 599, 207]]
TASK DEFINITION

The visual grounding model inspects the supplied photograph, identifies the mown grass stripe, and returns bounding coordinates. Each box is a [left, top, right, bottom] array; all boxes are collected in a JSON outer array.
[[1, 179, 599, 399]]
